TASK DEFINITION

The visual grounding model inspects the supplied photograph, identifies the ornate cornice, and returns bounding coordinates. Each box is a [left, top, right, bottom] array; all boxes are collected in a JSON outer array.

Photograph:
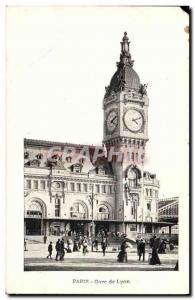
[[24, 174, 116, 184], [24, 138, 98, 150], [103, 137, 148, 147]]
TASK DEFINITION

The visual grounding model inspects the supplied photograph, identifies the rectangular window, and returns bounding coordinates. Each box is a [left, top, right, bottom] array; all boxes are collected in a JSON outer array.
[[146, 188, 148, 196], [76, 183, 81, 192], [55, 198, 60, 217], [33, 180, 38, 189], [83, 184, 88, 192], [102, 185, 106, 193], [150, 189, 152, 197], [155, 190, 158, 198], [131, 207, 134, 215], [147, 203, 151, 211], [26, 180, 31, 189], [70, 182, 75, 192], [95, 184, 100, 193], [40, 180, 45, 190], [108, 185, 112, 194]]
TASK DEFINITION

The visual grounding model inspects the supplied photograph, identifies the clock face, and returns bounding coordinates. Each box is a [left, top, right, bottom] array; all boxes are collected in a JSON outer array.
[[106, 110, 118, 133], [124, 109, 144, 132]]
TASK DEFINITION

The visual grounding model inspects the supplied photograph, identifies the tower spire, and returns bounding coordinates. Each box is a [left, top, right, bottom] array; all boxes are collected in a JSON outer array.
[[119, 32, 134, 67], [121, 32, 130, 54]]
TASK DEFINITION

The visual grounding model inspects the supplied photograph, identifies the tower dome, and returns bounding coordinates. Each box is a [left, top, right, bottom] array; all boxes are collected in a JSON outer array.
[[105, 32, 141, 97]]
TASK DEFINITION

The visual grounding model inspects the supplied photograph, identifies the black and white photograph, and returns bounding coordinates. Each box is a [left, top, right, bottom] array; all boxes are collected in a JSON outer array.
[[6, 5, 189, 295]]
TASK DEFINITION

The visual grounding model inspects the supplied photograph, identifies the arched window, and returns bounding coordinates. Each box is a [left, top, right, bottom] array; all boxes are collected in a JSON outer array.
[[97, 205, 109, 220], [99, 207, 107, 213], [128, 169, 137, 188], [70, 202, 86, 219], [71, 164, 82, 173], [27, 201, 42, 218], [66, 156, 72, 163]]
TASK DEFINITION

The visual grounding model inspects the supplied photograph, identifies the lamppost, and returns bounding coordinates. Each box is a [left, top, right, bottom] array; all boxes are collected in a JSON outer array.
[[90, 184, 95, 235], [131, 193, 138, 232], [88, 184, 98, 251]]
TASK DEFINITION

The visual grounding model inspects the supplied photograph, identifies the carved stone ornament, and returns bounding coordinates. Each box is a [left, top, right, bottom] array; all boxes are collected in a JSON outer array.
[[25, 159, 41, 167], [24, 191, 30, 197], [139, 83, 148, 96], [46, 157, 65, 168], [36, 153, 43, 160]]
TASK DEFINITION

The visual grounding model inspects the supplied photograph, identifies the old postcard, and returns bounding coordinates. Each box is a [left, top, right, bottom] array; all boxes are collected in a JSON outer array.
[[6, 6, 190, 295]]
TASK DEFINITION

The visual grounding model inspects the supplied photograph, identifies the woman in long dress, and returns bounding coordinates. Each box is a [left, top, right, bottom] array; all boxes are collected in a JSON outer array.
[[149, 236, 161, 265], [82, 237, 88, 256], [117, 239, 129, 262]]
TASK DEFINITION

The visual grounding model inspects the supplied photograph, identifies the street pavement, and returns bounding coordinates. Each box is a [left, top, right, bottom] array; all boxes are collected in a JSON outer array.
[[24, 241, 178, 271]]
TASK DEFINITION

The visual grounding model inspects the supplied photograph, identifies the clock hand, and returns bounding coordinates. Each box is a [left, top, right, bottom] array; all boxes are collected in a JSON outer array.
[[132, 119, 138, 125], [133, 117, 142, 121], [112, 119, 117, 125], [110, 116, 117, 124]]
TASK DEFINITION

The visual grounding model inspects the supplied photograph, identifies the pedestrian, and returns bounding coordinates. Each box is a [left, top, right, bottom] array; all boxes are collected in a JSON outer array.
[[93, 237, 99, 251], [43, 235, 47, 244], [137, 239, 145, 261], [73, 240, 79, 252], [82, 237, 88, 256], [55, 239, 61, 261], [78, 238, 82, 251], [47, 242, 53, 259], [158, 239, 166, 254], [60, 238, 65, 260], [67, 238, 72, 253], [169, 242, 174, 251], [101, 238, 108, 256], [24, 239, 28, 251], [149, 236, 161, 265], [136, 236, 141, 255], [117, 238, 129, 262]]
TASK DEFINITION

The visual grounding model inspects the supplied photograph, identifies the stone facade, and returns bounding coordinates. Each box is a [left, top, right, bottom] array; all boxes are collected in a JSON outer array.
[[24, 139, 160, 236]]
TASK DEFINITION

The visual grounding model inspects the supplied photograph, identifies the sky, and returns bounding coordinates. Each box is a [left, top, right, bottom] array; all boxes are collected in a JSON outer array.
[[7, 6, 189, 198]]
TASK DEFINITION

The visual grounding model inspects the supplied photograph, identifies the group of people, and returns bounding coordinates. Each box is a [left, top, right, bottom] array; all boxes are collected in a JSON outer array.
[[47, 237, 74, 260], [46, 235, 110, 259], [45, 233, 175, 265]]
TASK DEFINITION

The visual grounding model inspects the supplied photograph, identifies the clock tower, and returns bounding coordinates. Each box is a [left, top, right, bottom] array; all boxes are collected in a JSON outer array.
[[103, 32, 149, 232]]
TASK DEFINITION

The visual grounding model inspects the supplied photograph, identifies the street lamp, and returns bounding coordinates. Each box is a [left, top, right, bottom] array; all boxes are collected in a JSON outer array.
[[88, 172, 98, 251], [131, 193, 139, 232]]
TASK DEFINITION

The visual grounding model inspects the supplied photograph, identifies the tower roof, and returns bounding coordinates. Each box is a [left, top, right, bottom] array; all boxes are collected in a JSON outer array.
[[105, 32, 141, 97]]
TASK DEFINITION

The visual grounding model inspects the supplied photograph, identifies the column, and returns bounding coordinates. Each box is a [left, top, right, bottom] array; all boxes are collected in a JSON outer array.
[[46, 221, 50, 236], [140, 223, 145, 234], [66, 222, 70, 232], [24, 220, 26, 236], [169, 225, 172, 236]]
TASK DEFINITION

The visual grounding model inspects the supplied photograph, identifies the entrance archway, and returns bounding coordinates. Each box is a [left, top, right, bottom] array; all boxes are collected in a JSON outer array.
[[25, 198, 46, 235]]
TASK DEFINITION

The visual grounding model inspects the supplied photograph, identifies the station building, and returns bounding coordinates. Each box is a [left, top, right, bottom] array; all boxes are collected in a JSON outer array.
[[24, 33, 175, 238]]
